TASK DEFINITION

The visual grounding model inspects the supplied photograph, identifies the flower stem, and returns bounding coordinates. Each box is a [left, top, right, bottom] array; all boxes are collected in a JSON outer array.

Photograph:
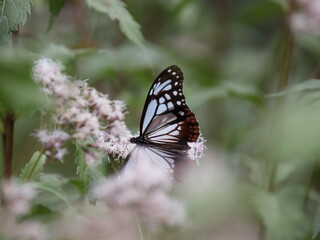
[[135, 216, 144, 240], [303, 161, 318, 207], [2, 112, 15, 179], [268, 0, 295, 193]]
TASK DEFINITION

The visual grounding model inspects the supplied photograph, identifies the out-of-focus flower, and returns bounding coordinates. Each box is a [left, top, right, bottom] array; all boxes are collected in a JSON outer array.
[[56, 210, 140, 240], [0, 180, 46, 240], [290, 0, 320, 35], [92, 158, 186, 231], [1, 179, 35, 216]]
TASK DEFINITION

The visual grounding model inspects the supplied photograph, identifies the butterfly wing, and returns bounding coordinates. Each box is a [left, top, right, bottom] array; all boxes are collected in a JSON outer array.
[[139, 65, 199, 146], [122, 145, 191, 181]]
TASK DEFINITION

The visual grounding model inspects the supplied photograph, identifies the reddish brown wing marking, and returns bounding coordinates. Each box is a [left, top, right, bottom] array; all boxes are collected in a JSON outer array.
[[178, 110, 199, 144]]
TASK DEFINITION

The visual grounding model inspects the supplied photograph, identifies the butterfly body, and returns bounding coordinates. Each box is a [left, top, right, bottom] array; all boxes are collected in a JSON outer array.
[[123, 65, 199, 179]]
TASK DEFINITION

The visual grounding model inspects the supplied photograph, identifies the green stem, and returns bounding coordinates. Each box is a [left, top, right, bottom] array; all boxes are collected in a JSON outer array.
[[268, 0, 295, 193], [303, 161, 318, 207], [2, 112, 15, 179], [278, 0, 295, 90], [135, 216, 144, 240]]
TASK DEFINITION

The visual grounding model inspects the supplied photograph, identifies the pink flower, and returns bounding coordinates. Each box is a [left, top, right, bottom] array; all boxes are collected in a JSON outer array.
[[35, 130, 69, 161], [188, 135, 206, 162], [0, 180, 46, 240], [290, 0, 320, 35], [1, 179, 35, 216], [92, 157, 186, 231], [33, 58, 70, 98]]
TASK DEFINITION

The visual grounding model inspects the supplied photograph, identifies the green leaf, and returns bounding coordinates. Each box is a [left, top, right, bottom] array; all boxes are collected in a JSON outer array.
[[268, 79, 320, 97], [253, 188, 304, 240], [35, 179, 71, 207], [0, 0, 31, 31], [20, 151, 46, 181], [313, 207, 320, 239], [86, 0, 145, 48], [47, 0, 65, 32], [75, 146, 105, 194], [0, 16, 10, 47], [190, 81, 263, 108], [20, 204, 54, 222]]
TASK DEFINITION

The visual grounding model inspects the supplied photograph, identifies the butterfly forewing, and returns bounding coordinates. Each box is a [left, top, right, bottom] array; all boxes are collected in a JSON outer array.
[[140, 65, 199, 145]]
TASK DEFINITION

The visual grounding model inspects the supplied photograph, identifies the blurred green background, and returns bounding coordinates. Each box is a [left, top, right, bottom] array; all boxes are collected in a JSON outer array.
[[2, 0, 320, 239]]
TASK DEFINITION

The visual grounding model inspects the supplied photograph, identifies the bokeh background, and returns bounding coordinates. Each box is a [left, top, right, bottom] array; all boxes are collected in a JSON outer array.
[[2, 0, 320, 239]]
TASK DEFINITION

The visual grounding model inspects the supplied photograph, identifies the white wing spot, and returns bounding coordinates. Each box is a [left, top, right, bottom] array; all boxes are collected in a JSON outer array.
[[165, 93, 171, 100], [173, 91, 178, 96], [168, 102, 174, 109], [149, 89, 153, 95], [171, 130, 180, 135], [159, 97, 165, 103], [179, 93, 183, 96], [179, 111, 184, 116], [176, 75, 179, 78], [168, 69, 172, 72], [172, 72, 176, 75], [163, 84, 172, 91], [177, 101, 181, 105], [174, 82, 178, 86], [143, 99, 157, 132], [154, 80, 172, 95], [157, 104, 167, 114]]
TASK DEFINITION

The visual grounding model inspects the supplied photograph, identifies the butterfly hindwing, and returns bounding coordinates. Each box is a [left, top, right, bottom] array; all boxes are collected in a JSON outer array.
[[122, 145, 191, 181], [140, 65, 199, 146]]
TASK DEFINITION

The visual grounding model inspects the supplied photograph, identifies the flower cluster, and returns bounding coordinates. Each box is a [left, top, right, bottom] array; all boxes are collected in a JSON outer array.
[[0, 180, 46, 240], [92, 158, 186, 231], [32, 58, 132, 164], [188, 135, 206, 162], [290, 0, 320, 35]]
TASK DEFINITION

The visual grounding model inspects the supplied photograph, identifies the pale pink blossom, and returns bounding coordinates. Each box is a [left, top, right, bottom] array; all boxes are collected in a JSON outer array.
[[188, 135, 206, 162], [107, 120, 132, 137], [95, 133, 132, 158], [108, 100, 127, 121], [57, 211, 139, 240], [73, 113, 100, 140], [290, 0, 320, 35], [0, 180, 46, 240], [92, 158, 186, 230], [33, 58, 131, 165], [33, 58, 70, 98], [35, 130, 69, 161], [1, 180, 35, 216]]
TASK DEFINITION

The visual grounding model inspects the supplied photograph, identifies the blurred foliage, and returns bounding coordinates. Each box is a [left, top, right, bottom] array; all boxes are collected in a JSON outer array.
[[1, 0, 320, 239]]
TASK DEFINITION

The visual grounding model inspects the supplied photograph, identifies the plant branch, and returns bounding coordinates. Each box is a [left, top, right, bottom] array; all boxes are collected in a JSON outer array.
[[2, 112, 15, 179], [278, 0, 295, 91]]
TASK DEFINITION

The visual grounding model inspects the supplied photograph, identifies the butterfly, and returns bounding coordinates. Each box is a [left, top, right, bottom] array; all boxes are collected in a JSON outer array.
[[122, 65, 199, 180]]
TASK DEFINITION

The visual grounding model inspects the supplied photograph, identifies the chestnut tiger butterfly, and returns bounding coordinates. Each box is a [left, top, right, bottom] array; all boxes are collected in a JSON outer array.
[[122, 65, 199, 180]]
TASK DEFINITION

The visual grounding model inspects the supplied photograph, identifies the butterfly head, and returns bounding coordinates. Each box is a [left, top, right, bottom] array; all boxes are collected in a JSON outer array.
[[130, 136, 150, 145]]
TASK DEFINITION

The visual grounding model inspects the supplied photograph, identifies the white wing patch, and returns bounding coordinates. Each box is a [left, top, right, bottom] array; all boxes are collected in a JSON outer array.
[[143, 99, 157, 132], [123, 146, 175, 174]]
